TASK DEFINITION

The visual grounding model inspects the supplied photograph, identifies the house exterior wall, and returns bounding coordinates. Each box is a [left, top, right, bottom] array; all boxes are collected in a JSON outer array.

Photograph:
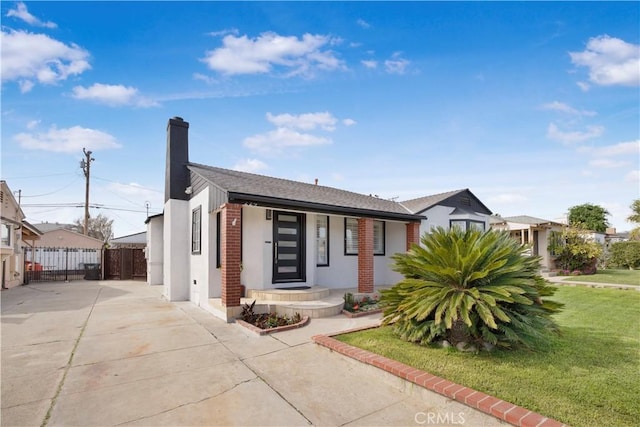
[[37, 229, 103, 249], [374, 220, 405, 286], [315, 214, 358, 287], [1, 182, 26, 288], [189, 189, 210, 306], [163, 198, 189, 301], [146, 216, 164, 286]]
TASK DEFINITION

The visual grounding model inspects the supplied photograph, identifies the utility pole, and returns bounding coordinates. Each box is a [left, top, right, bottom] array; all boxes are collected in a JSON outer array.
[[81, 148, 94, 235]]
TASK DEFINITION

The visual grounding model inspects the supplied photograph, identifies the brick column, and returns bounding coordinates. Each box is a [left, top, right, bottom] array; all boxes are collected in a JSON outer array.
[[406, 222, 421, 251], [221, 203, 242, 307], [358, 217, 374, 293]]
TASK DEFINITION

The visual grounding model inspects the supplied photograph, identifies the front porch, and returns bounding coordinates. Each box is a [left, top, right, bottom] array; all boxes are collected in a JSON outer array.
[[204, 285, 391, 322]]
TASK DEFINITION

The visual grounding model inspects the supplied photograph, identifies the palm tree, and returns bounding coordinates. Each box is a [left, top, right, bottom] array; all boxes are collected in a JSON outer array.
[[381, 227, 563, 351]]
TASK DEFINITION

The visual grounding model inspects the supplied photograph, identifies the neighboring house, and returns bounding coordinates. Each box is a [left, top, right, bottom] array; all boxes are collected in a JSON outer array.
[[110, 231, 146, 249], [400, 189, 493, 236], [148, 117, 426, 321], [27, 224, 103, 271], [490, 215, 565, 270], [1, 181, 42, 288]]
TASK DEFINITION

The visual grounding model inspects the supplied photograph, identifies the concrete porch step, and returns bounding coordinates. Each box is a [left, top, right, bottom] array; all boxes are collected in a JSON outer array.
[[247, 286, 330, 302], [241, 295, 345, 319]]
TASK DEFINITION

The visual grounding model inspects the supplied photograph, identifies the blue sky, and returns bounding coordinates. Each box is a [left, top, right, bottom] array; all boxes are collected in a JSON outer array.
[[1, 1, 639, 238]]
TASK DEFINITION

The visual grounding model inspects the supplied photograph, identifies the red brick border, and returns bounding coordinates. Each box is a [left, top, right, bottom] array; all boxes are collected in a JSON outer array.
[[236, 315, 310, 336], [311, 328, 568, 427], [341, 308, 383, 318]]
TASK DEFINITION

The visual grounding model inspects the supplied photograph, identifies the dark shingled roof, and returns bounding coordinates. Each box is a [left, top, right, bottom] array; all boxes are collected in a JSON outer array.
[[401, 189, 492, 215], [188, 163, 422, 221], [400, 189, 466, 213]]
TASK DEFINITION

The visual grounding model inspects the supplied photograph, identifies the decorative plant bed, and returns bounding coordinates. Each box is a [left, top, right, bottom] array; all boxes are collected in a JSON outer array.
[[342, 292, 382, 317], [236, 300, 309, 335]]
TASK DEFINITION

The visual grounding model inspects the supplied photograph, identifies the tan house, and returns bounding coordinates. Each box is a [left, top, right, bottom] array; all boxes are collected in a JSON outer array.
[[1, 181, 42, 288], [490, 215, 565, 271]]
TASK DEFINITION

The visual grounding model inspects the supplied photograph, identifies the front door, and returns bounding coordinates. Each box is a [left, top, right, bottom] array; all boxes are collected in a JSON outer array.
[[273, 211, 305, 283]]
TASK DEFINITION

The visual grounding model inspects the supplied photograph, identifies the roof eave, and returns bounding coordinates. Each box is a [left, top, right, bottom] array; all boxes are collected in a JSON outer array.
[[228, 192, 425, 222]]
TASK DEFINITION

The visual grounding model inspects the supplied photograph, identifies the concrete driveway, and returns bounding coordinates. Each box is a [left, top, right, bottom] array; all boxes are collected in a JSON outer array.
[[1, 280, 501, 426]]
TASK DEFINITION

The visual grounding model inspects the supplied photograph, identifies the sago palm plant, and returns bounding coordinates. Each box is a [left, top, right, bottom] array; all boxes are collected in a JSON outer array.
[[381, 227, 563, 351]]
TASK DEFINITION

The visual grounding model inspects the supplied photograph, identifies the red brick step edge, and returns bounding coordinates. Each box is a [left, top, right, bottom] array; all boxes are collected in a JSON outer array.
[[312, 327, 568, 427]]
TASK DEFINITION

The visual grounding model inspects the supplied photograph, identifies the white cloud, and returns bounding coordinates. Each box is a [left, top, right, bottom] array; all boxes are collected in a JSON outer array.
[[488, 193, 528, 204], [342, 118, 357, 126], [569, 35, 640, 86], [207, 28, 239, 37], [1, 29, 90, 91], [201, 31, 345, 77], [243, 127, 331, 154], [26, 120, 40, 130], [71, 83, 158, 107], [6, 2, 57, 28], [192, 73, 217, 85], [361, 60, 378, 69], [14, 125, 122, 153], [233, 158, 268, 173], [356, 19, 371, 29], [585, 140, 640, 157], [266, 112, 338, 131], [541, 101, 596, 117], [626, 170, 640, 183], [384, 52, 410, 74], [576, 81, 590, 92], [106, 182, 162, 205], [589, 158, 629, 168], [547, 122, 604, 145]]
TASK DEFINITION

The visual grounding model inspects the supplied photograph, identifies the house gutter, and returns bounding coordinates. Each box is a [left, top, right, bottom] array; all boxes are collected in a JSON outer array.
[[228, 192, 425, 222]]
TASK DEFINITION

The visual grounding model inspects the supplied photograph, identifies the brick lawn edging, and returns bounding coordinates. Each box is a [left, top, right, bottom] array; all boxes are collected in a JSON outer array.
[[312, 326, 568, 427], [341, 308, 383, 318], [236, 315, 310, 336]]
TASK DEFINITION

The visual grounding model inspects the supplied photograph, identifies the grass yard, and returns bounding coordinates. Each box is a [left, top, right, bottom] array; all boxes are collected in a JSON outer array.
[[560, 268, 640, 286], [336, 286, 640, 427]]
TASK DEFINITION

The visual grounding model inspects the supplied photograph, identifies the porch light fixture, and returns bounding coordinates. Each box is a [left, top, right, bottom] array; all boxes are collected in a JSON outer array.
[[232, 218, 237, 226], [266, 209, 272, 220]]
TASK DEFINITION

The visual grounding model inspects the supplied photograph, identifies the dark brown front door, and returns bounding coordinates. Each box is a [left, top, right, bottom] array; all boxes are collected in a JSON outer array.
[[272, 211, 305, 283]]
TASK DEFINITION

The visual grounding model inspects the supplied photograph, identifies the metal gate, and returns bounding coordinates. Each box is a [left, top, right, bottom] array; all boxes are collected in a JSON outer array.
[[104, 248, 146, 280], [24, 247, 102, 282]]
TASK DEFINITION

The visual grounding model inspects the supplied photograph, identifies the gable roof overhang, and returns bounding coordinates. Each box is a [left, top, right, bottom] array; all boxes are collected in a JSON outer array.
[[188, 163, 424, 222], [401, 188, 493, 216], [228, 192, 425, 222]]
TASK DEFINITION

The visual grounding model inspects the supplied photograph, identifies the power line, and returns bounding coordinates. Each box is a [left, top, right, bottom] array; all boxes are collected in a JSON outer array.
[[20, 176, 82, 198]]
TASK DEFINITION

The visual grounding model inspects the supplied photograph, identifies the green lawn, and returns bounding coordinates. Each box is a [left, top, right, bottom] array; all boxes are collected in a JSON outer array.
[[560, 269, 640, 286], [336, 286, 640, 427]]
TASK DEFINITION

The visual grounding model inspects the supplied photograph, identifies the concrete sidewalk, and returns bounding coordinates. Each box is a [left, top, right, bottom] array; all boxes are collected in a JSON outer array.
[[545, 275, 640, 290], [1, 280, 502, 426]]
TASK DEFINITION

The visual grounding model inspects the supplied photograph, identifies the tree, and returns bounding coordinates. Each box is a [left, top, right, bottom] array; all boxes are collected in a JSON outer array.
[[380, 227, 563, 351], [72, 214, 114, 244], [628, 199, 640, 224], [627, 200, 640, 241], [567, 203, 610, 233], [609, 241, 640, 269]]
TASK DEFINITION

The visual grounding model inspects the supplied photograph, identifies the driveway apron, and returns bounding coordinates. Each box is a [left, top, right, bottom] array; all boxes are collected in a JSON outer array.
[[1, 281, 502, 426]]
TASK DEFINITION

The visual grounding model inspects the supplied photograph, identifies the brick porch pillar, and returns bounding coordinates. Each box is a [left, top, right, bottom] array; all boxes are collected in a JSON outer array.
[[358, 217, 374, 293], [221, 203, 242, 307], [406, 222, 421, 251]]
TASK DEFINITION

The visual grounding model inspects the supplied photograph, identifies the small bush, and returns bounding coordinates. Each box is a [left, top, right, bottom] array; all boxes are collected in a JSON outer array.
[[609, 241, 640, 269]]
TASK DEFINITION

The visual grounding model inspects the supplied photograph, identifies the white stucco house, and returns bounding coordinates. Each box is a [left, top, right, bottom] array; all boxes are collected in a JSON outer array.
[[490, 215, 565, 271], [147, 117, 495, 321], [1, 181, 41, 288]]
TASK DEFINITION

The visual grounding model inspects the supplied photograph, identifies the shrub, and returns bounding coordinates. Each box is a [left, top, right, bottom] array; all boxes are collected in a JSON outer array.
[[608, 241, 640, 269], [381, 227, 563, 351], [549, 228, 602, 274]]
